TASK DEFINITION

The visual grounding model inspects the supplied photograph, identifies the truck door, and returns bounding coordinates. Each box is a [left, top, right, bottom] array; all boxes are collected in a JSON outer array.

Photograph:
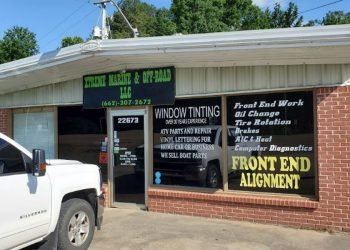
[[0, 138, 51, 249]]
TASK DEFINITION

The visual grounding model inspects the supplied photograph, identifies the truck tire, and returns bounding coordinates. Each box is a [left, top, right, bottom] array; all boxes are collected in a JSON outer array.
[[57, 198, 95, 250], [206, 163, 221, 189]]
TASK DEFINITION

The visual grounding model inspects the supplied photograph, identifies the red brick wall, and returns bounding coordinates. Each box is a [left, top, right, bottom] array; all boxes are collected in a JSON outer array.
[[0, 109, 11, 136], [102, 183, 111, 207], [148, 86, 350, 232]]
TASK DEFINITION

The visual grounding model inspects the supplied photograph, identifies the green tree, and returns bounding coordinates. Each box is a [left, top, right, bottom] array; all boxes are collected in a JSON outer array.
[[0, 26, 39, 64], [322, 11, 350, 25], [269, 2, 303, 28], [223, 0, 270, 31], [171, 0, 229, 34], [303, 20, 320, 27], [241, 5, 271, 30], [109, 0, 176, 38], [303, 11, 350, 27], [61, 36, 84, 48], [154, 8, 177, 36]]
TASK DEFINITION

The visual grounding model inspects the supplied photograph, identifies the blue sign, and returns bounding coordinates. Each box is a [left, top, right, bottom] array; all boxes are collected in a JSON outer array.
[[155, 171, 162, 185]]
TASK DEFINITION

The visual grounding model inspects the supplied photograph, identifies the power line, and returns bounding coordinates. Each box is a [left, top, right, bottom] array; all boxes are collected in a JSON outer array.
[[39, 1, 89, 42], [299, 0, 344, 14], [42, 7, 98, 51]]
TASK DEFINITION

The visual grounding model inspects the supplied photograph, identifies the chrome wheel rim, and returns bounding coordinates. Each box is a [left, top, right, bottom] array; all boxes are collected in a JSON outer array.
[[67, 211, 90, 247]]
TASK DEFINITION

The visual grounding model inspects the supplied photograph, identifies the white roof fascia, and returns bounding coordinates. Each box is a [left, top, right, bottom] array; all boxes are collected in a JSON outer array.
[[0, 24, 350, 79], [0, 43, 92, 79], [96, 24, 350, 55]]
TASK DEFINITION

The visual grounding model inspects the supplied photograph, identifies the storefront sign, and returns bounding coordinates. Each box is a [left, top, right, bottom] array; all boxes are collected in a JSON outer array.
[[153, 97, 222, 188], [227, 91, 315, 195], [83, 67, 175, 108]]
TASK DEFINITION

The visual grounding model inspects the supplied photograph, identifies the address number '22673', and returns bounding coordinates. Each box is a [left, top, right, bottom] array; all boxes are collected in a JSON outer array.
[[117, 117, 139, 124]]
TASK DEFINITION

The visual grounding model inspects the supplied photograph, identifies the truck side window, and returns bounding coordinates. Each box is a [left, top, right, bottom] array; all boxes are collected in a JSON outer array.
[[0, 138, 26, 174], [23, 153, 33, 173]]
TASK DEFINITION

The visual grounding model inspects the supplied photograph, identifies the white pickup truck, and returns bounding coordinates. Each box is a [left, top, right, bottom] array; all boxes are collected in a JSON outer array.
[[0, 132, 104, 250]]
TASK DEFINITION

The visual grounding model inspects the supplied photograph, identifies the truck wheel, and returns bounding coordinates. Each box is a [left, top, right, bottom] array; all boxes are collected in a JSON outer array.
[[206, 164, 221, 188], [57, 198, 95, 250]]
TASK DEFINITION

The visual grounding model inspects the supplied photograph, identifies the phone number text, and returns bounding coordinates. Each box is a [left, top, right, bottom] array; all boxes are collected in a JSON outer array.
[[101, 99, 152, 107]]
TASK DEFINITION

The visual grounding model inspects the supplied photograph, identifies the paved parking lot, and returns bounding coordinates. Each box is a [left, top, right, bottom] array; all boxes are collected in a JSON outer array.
[[90, 208, 350, 250]]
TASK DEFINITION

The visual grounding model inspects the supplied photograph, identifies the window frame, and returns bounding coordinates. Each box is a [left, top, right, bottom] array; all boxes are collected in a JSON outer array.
[[224, 89, 317, 198], [149, 89, 317, 200], [151, 96, 224, 190]]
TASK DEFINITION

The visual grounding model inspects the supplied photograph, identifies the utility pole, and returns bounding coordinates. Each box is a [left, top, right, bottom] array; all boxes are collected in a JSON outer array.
[[109, 0, 139, 38], [93, 0, 139, 39], [94, 0, 110, 40]]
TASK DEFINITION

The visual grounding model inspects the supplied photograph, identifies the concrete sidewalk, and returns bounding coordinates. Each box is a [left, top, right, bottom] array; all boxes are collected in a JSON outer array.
[[90, 208, 350, 250]]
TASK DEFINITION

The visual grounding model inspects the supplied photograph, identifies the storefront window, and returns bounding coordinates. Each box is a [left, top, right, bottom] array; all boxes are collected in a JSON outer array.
[[13, 112, 55, 159], [227, 91, 315, 195], [58, 106, 107, 181], [153, 97, 222, 188]]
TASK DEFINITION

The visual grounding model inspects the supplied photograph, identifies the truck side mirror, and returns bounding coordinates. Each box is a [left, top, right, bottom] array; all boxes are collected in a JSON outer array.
[[32, 149, 47, 177]]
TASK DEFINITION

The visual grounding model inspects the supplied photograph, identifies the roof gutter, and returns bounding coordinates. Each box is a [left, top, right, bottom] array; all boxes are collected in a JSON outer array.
[[97, 24, 350, 55], [0, 44, 92, 79], [1, 24, 350, 78]]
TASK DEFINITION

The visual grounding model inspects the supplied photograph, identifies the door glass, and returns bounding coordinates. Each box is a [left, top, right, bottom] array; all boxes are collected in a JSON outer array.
[[113, 115, 145, 204]]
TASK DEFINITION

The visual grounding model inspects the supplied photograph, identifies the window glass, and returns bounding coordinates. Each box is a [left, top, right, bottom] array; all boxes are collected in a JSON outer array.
[[227, 91, 315, 195], [13, 112, 55, 159], [153, 97, 222, 188], [0, 138, 26, 174], [58, 106, 107, 181]]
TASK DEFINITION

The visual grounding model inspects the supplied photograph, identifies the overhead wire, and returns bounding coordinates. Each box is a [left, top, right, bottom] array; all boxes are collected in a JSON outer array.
[[260, 0, 346, 24], [38, 1, 89, 42], [299, 0, 344, 14], [42, 7, 98, 51], [96, 7, 102, 28]]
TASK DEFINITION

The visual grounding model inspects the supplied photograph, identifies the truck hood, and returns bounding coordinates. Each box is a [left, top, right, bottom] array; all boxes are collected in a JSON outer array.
[[45, 160, 100, 184], [46, 159, 83, 165], [45, 159, 99, 175], [44, 160, 101, 197]]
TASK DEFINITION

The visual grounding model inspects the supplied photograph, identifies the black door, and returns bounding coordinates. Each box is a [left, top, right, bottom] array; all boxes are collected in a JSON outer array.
[[113, 115, 145, 204]]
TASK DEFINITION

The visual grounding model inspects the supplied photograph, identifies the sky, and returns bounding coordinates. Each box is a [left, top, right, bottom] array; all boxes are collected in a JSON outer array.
[[0, 0, 349, 53]]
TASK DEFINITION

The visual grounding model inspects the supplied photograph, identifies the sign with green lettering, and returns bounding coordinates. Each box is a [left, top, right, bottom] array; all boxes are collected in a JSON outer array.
[[83, 67, 175, 108]]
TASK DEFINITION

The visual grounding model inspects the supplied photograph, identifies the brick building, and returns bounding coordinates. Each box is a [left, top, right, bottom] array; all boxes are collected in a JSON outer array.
[[1, 25, 350, 232]]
